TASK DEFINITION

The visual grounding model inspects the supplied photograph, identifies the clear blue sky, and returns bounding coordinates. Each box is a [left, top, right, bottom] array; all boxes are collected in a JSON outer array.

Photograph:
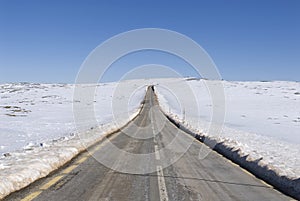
[[0, 0, 299, 83]]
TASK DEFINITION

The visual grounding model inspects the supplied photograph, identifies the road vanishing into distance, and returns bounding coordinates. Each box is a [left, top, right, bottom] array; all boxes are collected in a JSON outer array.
[[5, 87, 292, 201]]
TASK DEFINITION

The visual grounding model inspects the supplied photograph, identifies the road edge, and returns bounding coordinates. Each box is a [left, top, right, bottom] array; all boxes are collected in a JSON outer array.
[[0, 93, 147, 200], [153, 90, 299, 200]]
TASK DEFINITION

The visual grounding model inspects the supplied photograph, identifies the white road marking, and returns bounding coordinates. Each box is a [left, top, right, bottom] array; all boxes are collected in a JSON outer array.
[[156, 165, 169, 201], [98, 198, 110, 201], [197, 193, 203, 201], [150, 105, 159, 144], [154, 145, 160, 160]]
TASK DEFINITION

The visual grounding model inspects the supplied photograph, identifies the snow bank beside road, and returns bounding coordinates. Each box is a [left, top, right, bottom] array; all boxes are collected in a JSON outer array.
[[0, 80, 147, 199], [155, 78, 300, 199], [0, 81, 145, 155], [0, 110, 141, 199], [1, 78, 299, 199]]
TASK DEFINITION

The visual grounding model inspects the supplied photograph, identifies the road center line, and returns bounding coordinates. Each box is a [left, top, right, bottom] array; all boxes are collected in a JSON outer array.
[[154, 145, 160, 160], [156, 165, 169, 201], [150, 107, 158, 144]]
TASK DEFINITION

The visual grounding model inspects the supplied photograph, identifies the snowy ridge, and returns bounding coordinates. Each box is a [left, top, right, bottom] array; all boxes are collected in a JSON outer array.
[[0, 105, 142, 199], [155, 80, 300, 199], [159, 110, 299, 199], [0, 80, 147, 199]]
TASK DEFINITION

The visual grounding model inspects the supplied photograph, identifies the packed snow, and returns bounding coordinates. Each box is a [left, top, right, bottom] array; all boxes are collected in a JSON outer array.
[[0, 80, 147, 199], [155, 78, 300, 179]]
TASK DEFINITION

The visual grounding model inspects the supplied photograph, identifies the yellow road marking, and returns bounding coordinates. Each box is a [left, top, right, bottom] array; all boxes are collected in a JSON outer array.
[[225, 157, 239, 167], [19, 133, 121, 200], [89, 150, 96, 155], [75, 156, 88, 164], [20, 191, 42, 201], [20, 133, 122, 199], [240, 167, 256, 177], [89, 146, 101, 155], [259, 178, 273, 188], [62, 165, 78, 174], [40, 175, 64, 190]]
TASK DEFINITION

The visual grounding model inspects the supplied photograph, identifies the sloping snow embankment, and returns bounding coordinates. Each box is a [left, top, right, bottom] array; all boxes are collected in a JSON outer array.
[[0, 80, 147, 199], [155, 78, 300, 199], [0, 111, 141, 200]]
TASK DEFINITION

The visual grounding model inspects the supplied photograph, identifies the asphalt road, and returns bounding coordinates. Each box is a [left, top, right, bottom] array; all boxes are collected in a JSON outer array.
[[5, 87, 292, 201]]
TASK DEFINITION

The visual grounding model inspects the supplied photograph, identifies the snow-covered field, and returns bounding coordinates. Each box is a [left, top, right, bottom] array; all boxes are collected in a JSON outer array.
[[0, 77, 299, 198], [0, 81, 147, 155], [0, 80, 147, 199], [155, 78, 300, 180]]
